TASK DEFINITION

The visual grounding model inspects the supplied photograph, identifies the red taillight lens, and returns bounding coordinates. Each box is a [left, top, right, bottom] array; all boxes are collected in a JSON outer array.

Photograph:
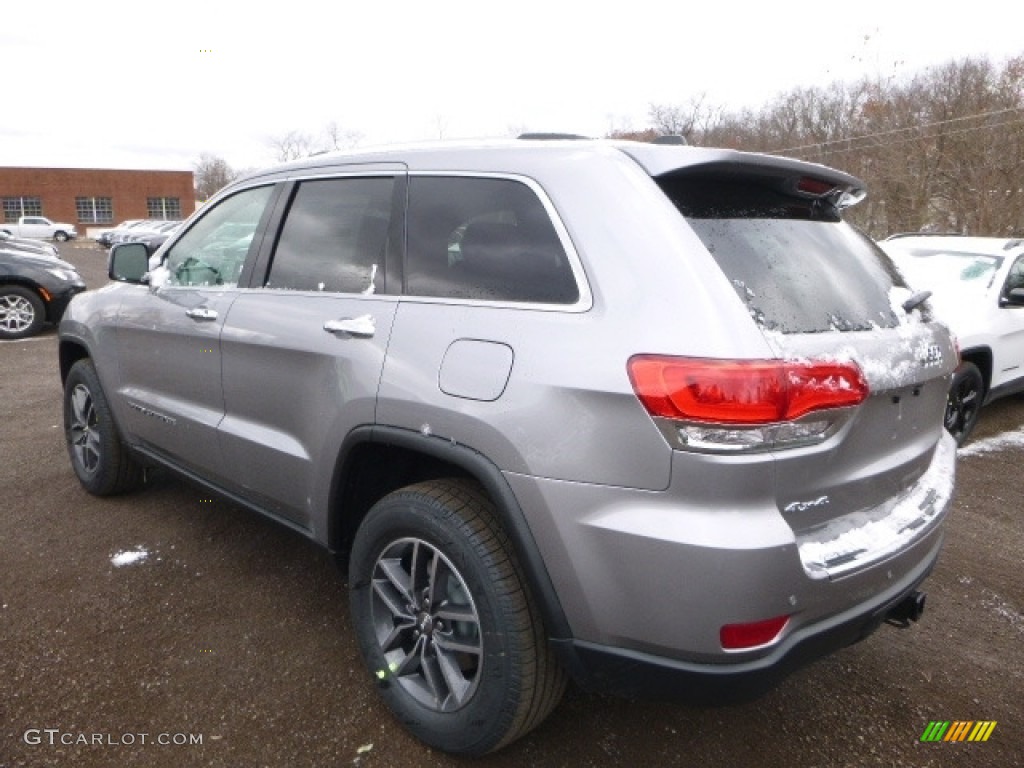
[[796, 176, 835, 196], [720, 615, 790, 650], [628, 356, 868, 424]]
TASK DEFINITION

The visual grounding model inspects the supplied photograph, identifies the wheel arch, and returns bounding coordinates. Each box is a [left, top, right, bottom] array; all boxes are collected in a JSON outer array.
[[328, 425, 572, 640], [59, 339, 91, 385], [0, 278, 47, 302], [959, 346, 992, 399]]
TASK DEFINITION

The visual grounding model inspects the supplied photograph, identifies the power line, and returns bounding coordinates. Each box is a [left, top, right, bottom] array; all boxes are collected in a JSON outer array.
[[769, 106, 1023, 154], [780, 114, 1024, 161]]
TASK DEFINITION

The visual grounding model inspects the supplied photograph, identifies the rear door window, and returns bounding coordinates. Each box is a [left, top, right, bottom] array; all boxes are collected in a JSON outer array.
[[405, 176, 579, 304], [659, 173, 909, 333]]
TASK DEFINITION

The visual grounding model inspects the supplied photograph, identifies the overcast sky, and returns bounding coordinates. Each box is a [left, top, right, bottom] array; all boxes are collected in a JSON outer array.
[[2, 0, 1021, 173]]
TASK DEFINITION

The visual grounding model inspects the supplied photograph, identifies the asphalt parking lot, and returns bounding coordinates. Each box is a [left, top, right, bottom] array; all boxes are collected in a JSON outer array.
[[2, 241, 1022, 767]]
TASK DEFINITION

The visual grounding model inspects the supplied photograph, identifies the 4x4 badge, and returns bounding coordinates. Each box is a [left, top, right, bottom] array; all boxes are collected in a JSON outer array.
[[918, 343, 943, 368], [784, 495, 830, 513]]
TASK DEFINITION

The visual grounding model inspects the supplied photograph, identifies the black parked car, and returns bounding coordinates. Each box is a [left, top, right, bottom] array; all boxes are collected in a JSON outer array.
[[0, 230, 59, 258], [0, 248, 86, 339]]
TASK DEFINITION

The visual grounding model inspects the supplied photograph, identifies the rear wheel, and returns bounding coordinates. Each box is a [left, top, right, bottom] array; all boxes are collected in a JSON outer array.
[[0, 286, 45, 339], [64, 359, 143, 495], [944, 362, 984, 446], [349, 478, 566, 756]]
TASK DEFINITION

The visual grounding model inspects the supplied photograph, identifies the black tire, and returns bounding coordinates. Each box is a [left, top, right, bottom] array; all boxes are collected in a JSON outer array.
[[349, 478, 566, 756], [0, 285, 45, 340], [944, 362, 984, 446], [54, 230, 70, 242], [63, 359, 143, 495]]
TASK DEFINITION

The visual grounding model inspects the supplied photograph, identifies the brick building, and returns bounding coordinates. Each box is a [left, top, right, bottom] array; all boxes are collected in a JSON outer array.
[[0, 167, 195, 238]]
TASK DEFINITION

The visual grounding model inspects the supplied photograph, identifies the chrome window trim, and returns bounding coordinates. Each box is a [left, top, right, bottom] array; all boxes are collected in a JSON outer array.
[[186, 169, 593, 310]]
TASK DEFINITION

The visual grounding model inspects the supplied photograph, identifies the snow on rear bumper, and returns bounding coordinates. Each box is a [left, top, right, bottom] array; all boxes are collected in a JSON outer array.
[[797, 431, 956, 579]]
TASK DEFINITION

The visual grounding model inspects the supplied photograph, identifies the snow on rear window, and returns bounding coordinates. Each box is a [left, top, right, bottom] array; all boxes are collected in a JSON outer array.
[[686, 217, 907, 333], [658, 171, 913, 334]]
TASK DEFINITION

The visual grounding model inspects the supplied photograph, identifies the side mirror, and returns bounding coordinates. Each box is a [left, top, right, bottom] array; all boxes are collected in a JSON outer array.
[[109, 242, 150, 284], [1001, 287, 1024, 307]]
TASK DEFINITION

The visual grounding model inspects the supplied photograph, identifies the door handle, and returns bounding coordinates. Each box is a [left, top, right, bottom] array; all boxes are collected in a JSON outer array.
[[323, 314, 375, 337], [186, 307, 218, 321]]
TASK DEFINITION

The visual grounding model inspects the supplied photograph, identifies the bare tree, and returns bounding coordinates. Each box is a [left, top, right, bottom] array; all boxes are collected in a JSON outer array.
[[322, 121, 363, 151], [606, 127, 659, 142], [269, 123, 362, 162], [645, 53, 1024, 238], [434, 115, 449, 140], [193, 153, 238, 201], [268, 130, 316, 163], [648, 94, 723, 144]]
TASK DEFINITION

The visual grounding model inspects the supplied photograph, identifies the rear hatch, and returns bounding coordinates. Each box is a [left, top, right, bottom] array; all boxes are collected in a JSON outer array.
[[626, 149, 957, 577]]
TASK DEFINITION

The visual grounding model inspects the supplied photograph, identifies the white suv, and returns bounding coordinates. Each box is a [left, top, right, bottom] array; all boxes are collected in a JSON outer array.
[[881, 235, 1024, 444]]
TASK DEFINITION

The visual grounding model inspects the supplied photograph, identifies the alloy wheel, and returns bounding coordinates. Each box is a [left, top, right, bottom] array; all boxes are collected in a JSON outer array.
[[68, 383, 101, 474], [0, 293, 37, 334], [370, 537, 483, 712]]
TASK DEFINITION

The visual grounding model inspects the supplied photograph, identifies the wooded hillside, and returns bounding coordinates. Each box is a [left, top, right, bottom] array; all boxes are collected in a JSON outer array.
[[619, 55, 1024, 238]]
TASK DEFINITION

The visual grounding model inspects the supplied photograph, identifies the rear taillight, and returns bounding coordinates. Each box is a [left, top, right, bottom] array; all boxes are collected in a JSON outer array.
[[950, 333, 961, 365], [627, 356, 868, 452]]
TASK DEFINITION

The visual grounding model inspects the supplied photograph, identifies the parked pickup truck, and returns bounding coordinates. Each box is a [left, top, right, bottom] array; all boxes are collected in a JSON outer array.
[[1, 216, 77, 242]]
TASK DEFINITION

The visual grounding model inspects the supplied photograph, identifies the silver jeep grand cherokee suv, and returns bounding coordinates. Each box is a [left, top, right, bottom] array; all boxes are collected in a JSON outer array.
[[59, 139, 957, 755]]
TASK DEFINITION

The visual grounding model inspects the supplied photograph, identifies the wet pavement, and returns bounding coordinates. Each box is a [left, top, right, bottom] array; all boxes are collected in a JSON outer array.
[[2, 242, 1022, 767]]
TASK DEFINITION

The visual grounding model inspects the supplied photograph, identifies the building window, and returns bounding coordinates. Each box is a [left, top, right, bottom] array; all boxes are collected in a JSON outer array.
[[75, 197, 114, 224], [147, 197, 182, 219], [2, 196, 43, 222]]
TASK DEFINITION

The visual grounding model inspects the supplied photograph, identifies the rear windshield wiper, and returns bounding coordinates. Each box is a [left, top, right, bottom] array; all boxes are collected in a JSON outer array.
[[902, 290, 932, 313]]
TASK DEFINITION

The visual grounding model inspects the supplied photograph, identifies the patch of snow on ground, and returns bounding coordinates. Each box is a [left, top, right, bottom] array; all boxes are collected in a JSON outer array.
[[980, 590, 1024, 634], [111, 548, 149, 567], [958, 426, 1024, 457]]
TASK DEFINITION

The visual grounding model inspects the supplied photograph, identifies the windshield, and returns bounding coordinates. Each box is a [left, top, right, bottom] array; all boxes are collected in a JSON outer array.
[[888, 248, 1002, 293]]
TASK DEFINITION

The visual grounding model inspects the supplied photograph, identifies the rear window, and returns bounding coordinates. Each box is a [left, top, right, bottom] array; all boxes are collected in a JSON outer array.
[[659, 173, 909, 333], [405, 176, 579, 304]]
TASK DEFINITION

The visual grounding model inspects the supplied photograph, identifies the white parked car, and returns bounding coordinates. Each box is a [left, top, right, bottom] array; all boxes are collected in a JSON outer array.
[[94, 220, 147, 247], [1, 216, 77, 242], [880, 234, 1024, 444]]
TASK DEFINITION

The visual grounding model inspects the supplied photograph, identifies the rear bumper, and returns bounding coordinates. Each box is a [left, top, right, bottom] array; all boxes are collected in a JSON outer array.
[[553, 531, 942, 704]]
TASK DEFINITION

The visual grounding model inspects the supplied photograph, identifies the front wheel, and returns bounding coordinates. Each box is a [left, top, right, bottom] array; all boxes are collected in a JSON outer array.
[[349, 478, 566, 756], [54, 230, 70, 242], [944, 362, 984, 446], [64, 359, 143, 495]]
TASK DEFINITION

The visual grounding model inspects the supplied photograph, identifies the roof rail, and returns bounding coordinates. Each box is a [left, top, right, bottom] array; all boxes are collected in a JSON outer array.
[[517, 132, 591, 140]]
